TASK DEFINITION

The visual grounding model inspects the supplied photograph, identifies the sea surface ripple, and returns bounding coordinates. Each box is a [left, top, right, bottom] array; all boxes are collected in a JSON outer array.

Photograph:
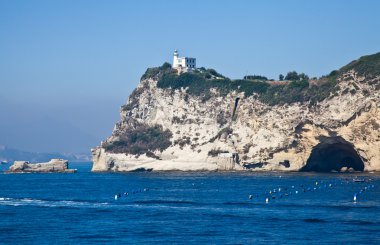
[[0, 163, 379, 244]]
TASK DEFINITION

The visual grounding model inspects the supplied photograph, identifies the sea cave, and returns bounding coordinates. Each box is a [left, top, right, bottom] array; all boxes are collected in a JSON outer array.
[[300, 136, 364, 172]]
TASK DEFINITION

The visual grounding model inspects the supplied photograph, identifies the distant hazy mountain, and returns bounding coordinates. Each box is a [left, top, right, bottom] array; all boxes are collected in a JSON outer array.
[[0, 97, 105, 153], [0, 145, 91, 163]]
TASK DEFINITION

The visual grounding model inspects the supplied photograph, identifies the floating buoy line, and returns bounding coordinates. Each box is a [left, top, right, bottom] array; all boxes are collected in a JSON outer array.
[[111, 178, 376, 205], [247, 177, 375, 204], [114, 188, 149, 200]]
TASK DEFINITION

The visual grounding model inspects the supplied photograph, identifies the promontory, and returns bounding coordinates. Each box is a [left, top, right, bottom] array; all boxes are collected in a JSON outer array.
[[92, 52, 380, 172]]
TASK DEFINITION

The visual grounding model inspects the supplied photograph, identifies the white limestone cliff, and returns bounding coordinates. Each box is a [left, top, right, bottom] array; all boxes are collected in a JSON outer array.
[[92, 63, 380, 172]]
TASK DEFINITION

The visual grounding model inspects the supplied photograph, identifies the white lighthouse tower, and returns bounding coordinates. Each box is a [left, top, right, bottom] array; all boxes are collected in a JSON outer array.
[[172, 50, 196, 73], [173, 50, 180, 68]]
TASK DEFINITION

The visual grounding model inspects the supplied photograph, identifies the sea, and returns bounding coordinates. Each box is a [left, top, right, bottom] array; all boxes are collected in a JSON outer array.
[[0, 162, 379, 244]]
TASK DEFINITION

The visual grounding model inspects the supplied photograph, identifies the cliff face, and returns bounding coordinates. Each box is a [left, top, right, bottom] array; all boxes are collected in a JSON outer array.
[[92, 54, 380, 172]]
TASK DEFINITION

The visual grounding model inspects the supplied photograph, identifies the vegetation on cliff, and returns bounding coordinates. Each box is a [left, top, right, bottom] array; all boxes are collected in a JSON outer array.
[[103, 124, 172, 155], [340, 52, 380, 77], [140, 52, 379, 106], [140, 62, 174, 80], [261, 77, 339, 105], [155, 67, 335, 105], [156, 67, 270, 99]]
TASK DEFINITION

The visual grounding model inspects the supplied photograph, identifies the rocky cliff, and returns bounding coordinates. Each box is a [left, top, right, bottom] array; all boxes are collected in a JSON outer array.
[[92, 53, 380, 172], [8, 159, 76, 173]]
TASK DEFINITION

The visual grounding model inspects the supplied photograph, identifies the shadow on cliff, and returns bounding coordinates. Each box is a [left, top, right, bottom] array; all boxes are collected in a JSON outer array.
[[300, 136, 364, 172]]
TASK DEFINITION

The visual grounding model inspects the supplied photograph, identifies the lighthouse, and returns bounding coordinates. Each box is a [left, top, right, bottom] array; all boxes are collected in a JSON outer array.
[[172, 50, 196, 72]]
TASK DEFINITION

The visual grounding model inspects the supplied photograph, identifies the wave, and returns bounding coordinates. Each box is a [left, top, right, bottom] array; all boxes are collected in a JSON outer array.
[[133, 200, 197, 205], [0, 197, 110, 209]]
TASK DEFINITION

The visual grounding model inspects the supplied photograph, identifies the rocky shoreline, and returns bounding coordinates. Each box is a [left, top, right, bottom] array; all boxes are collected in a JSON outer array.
[[7, 159, 77, 173]]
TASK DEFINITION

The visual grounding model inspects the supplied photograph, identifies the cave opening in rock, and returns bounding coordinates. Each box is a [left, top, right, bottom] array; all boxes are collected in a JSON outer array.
[[300, 136, 364, 172]]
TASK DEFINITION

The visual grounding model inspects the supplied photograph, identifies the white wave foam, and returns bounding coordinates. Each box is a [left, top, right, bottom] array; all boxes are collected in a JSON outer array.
[[0, 197, 111, 208]]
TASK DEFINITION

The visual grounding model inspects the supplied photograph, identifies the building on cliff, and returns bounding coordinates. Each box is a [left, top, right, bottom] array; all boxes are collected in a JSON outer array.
[[216, 152, 240, 170], [172, 50, 196, 72]]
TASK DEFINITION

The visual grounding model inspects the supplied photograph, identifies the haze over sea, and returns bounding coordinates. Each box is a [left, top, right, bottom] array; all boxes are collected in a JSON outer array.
[[0, 163, 379, 244]]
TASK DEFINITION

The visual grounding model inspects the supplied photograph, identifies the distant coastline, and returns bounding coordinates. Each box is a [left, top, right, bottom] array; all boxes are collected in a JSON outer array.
[[0, 145, 91, 163]]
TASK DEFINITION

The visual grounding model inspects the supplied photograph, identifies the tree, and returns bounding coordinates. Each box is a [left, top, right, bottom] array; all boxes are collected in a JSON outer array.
[[284, 71, 309, 81], [279, 74, 284, 81], [298, 73, 309, 80], [161, 62, 172, 70], [285, 71, 299, 80]]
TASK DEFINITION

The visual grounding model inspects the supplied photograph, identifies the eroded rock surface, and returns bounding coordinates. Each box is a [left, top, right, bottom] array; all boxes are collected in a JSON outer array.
[[92, 54, 380, 172], [8, 159, 76, 173]]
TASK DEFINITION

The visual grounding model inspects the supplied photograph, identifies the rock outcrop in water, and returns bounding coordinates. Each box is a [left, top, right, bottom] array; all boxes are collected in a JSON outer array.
[[8, 159, 76, 173], [92, 53, 380, 172]]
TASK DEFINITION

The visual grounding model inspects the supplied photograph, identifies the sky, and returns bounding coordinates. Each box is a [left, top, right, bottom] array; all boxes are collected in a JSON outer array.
[[0, 0, 379, 153]]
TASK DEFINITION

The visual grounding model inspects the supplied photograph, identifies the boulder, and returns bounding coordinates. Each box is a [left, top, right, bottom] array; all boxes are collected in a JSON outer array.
[[7, 159, 76, 173]]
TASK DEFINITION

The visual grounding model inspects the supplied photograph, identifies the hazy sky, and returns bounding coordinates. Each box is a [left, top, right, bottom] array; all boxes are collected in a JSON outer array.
[[1, 0, 379, 153]]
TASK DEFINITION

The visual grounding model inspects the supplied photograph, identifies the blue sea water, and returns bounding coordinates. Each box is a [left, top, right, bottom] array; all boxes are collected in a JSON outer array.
[[0, 162, 379, 244]]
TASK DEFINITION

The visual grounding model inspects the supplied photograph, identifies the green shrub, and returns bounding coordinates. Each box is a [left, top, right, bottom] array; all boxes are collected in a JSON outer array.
[[233, 79, 270, 96], [244, 75, 268, 80], [173, 136, 191, 149], [155, 67, 342, 105], [157, 72, 270, 99], [103, 124, 172, 155], [285, 71, 309, 81], [340, 52, 380, 77], [288, 80, 309, 89], [260, 77, 339, 105], [206, 68, 225, 78], [141, 62, 175, 80]]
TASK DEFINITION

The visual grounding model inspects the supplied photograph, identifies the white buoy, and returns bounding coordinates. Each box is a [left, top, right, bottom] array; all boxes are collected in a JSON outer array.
[[266, 198, 269, 204], [354, 194, 357, 202], [295, 191, 298, 194], [114, 195, 118, 200]]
